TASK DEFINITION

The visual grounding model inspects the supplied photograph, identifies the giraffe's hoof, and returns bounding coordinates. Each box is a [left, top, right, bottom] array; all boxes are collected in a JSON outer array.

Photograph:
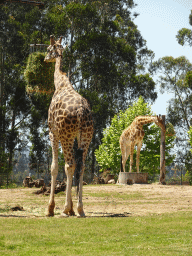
[[48, 203, 55, 217], [77, 211, 86, 218], [60, 212, 69, 218], [69, 210, 76, 216], [46, 212, 54, 217]]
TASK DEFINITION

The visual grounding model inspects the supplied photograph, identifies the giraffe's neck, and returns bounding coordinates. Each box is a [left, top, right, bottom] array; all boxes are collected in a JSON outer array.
[[134, 116, 165, 130], [134, 116, 156, 126], [54, 56, 74, 92]]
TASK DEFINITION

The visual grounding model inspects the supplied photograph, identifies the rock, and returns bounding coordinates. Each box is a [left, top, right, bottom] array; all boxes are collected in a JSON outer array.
[[33, 184, 47, 195], [34, 180, 66, 195], [104, 174, 115, 184], [23, 176, 32, 187], [92, 176, 105, 184], [55, 181, 66, 194], [108, 179, 116, 184], [34, 179, 45, 188], [29, 181, 35, 187], [23, 177, 45, 188], [11, 205, 24, 211]]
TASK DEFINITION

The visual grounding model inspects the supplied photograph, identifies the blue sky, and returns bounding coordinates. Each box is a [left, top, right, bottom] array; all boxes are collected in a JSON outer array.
[[133, 0, 192, 115]]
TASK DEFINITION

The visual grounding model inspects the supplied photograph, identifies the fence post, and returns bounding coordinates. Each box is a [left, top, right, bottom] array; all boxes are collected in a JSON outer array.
[[159, 115, 166, 184]]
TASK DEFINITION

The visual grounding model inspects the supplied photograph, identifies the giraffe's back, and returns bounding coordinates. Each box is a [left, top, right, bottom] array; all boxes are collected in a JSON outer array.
[[48, 90, 93, 139]]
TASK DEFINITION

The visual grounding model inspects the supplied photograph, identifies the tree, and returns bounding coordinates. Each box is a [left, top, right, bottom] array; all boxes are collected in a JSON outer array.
[[176, 10, 192, 47], [187, 127, 192, 184], [0, 32, 31, 177], [1, 0, 158, 180], [95, 97, 175, 175], [0, 2, 48, 179], [150, 56, 192, 172], [42, 0, 158, 175]]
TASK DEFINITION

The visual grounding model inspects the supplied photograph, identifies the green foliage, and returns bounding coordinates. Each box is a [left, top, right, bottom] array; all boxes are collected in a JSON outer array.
[[188, 127, 192, 148], [184, 70, 192, 88], [95, 97, 175, 174], [0, 148, 9, 175], [176, 10, 192, 47], [58, 147, 65, 173], [1, 0, 157, 178], [24, 52, 55, 94], [188, 127, 192, 184], [176, 28, 192, 46], [150, 56, 192, 94], [150, 55, 192, 174]]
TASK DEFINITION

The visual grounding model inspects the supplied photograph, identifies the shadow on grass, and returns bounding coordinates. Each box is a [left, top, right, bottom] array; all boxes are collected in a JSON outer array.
[[0, 214, 28, 218], [0, 212, 131, 218], [86, 212, 131, 218]]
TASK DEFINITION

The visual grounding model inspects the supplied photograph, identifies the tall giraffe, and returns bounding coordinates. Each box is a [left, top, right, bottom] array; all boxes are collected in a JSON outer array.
[[44, 36, 93, 217], [119, 116, 165, 173]]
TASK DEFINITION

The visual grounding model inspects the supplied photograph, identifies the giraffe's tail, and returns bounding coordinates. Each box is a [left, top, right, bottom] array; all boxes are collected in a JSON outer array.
[[120, 155, 123, 172], [74, 138, 83, 195]]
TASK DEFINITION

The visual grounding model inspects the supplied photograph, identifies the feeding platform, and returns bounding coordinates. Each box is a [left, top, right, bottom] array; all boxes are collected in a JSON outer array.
[[118, 172, 148, 184]]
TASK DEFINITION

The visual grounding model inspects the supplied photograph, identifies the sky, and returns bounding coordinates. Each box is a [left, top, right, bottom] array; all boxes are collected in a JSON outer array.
[[133, 0, 192, 115]]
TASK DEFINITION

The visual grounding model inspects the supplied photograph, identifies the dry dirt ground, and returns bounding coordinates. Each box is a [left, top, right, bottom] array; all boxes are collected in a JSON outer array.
[[0, 183, 192, 218]]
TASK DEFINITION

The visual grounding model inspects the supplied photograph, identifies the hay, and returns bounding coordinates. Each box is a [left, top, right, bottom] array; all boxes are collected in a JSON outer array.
[[24, 52, 55, 94]]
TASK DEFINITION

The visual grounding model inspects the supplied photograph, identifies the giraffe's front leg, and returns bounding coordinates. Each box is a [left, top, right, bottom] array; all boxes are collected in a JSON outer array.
[[129, 144, 134, 173], [47, 133, 59, 217], [120, 144, 129, 172], [48, 162, 58, 216], [136, 141, 143, 173]]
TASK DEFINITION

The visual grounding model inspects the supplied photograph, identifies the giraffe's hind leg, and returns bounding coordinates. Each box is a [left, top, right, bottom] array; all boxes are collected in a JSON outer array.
[[76, 131, 93, 217], [60, 139, 76, 217], [61, 162, 76, 217]]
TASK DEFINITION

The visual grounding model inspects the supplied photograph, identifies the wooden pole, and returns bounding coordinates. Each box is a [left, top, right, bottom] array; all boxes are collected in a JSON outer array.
[[159, 115, 166, 184]]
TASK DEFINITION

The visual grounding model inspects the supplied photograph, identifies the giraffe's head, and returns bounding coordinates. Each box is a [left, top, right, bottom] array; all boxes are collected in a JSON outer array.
[[44, 35, 64, 62], [153, 116, 166, 131]]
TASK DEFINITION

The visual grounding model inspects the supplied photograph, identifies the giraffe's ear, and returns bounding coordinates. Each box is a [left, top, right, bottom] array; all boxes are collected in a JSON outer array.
[[50, 35, 55, 45], [58, 36, 63, 44]]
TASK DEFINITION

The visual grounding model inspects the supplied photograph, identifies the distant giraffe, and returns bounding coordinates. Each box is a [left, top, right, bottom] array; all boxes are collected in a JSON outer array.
[[44, 36, 93, 217], [119, 116, 165, 173]]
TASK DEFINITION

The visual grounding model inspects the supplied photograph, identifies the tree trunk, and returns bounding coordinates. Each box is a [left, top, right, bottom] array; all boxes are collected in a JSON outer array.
[[159, 115, 166, 184], [8, 110, 16, 173], [91, 133, 95, 182]]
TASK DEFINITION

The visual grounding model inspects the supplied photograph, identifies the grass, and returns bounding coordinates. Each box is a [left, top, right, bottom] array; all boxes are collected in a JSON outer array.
[[0, 205, 11, 213], [84, 191, 144, 200], [1, 184, 192, 255], [0, 183, 20, 189], [0, 212, 192, 255]]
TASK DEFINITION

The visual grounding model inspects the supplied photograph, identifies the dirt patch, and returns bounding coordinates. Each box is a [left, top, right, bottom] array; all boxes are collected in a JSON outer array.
[[0, 184, 192, 218]]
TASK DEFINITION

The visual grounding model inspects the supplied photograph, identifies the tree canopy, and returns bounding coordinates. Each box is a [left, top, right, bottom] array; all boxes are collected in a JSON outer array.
[[176, 10, 192, 47], [0, 0, 158, 179]]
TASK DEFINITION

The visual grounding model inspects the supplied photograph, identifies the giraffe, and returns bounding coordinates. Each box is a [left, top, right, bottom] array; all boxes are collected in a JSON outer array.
[[119, 116, 165, 173], [44, 36, 93, 217]]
